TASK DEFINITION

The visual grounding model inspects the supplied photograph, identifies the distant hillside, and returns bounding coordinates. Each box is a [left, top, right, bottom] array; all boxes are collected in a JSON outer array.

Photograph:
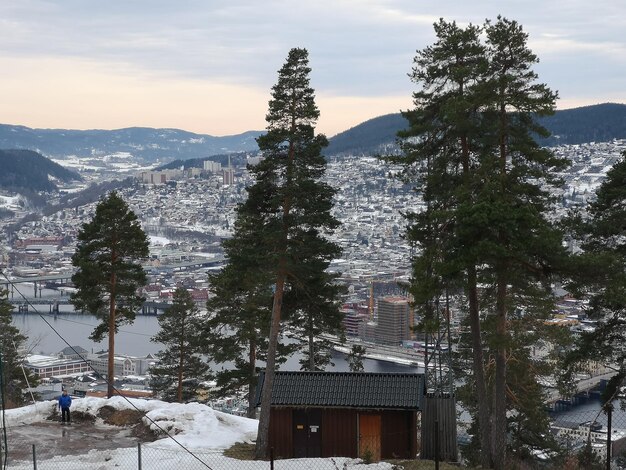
[[0, 149, 80, 192], [325, 113, 408, 156], [326, 103, 626, 156], [0, 125, 263, 162], [539, 103, 626, 145], [4, 103, 626, 162]]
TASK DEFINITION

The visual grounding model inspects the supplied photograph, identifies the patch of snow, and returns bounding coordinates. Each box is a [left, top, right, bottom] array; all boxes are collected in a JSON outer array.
[[3, 399, 395, 469], [149, 236, 170, 246]]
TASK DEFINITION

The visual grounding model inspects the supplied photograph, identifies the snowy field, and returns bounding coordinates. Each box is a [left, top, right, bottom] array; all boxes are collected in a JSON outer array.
[[3, 397, 396, 469]]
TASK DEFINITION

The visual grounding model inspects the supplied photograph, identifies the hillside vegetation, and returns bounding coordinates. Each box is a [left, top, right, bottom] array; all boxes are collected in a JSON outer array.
[[325, 102, 626, 156], [0, 149, 80, 192]]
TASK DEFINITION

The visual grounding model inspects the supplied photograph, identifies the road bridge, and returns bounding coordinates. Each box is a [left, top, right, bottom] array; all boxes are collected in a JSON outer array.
[[1, 256, 225, 298], [545, 370, 616, 411]]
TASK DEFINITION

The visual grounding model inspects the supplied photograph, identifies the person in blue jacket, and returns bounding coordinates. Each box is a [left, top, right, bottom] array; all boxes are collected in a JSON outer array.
[[58, 389, 72, 424]]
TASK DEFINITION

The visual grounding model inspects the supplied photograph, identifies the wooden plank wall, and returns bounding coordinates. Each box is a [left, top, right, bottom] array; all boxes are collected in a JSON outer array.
[[269, 408, 293, 458], [382, 410, 416, 459], [420, 393, 458, 461], [322, 409, 358, 457]]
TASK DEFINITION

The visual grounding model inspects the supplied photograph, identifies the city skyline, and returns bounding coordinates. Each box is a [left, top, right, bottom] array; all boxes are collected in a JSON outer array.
[[0, 1, 624, 137]]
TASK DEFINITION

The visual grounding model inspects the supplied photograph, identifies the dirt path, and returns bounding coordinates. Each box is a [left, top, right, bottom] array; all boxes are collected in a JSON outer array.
[[5, 420, 140, 463]]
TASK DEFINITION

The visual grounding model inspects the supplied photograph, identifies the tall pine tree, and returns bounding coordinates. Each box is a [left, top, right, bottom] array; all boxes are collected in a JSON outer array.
[[150, 287, 209, 403], [477, 18, 568, 467], [240, 48, 341, 458], [71, 191, 149, 398], [395, 18, 568, 469]]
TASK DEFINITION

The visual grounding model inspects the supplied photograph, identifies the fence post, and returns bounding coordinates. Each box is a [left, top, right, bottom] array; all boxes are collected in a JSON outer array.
[[607, 405, 612, 470], [270, 446, 274, 470], [138, 442, 142, 470], [33, 444, 37, 470], [435, 419, 439, 470]]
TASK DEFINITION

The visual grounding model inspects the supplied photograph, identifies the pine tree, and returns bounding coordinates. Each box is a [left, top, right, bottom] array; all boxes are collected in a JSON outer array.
[[347, 344, 366, 372], [476, 18, 568, 467], [240, 48, 341, 459], [150, 287, 209, 402], [0, 289, 38, 408], [395, 18, 568, 468], [71, 191, 149, 398]]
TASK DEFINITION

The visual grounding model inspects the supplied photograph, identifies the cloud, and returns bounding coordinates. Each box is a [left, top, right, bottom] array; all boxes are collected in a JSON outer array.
[[0, 1, 625, 134]]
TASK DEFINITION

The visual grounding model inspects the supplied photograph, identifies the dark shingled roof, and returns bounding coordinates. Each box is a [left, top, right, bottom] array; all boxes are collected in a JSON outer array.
[[257, 371, 424, 410]]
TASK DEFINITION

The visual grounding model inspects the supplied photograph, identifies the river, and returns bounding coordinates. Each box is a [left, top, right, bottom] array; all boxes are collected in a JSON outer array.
[[11, 312, 421, 373]]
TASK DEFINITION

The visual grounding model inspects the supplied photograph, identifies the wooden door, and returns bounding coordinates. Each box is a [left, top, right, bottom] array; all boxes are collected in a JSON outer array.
[[359, 414, 381, 461], [293, 409, 322, 458]]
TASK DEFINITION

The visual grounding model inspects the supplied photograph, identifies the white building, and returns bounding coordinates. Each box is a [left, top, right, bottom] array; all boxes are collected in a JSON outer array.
[[203, 160, 222, 172]]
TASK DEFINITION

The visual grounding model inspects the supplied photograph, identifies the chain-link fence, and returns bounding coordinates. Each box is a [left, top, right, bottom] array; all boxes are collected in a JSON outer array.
[[1, 442, 417, 470]]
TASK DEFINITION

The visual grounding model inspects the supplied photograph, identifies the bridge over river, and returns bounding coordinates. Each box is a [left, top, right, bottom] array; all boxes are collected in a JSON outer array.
[[2, 256, 225, 288], [545, 370, 617, 411], [4, 256, 224, 314]]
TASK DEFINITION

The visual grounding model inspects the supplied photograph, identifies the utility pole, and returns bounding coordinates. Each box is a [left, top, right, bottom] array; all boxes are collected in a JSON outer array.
[[0, 351, 6, 469]]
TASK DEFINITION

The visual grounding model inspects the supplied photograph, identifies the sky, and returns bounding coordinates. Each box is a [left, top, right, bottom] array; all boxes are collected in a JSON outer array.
[[0, 1, 624, 137]]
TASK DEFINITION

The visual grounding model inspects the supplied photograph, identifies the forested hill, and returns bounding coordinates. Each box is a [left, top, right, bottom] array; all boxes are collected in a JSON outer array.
[[325, 113, 407, 157], [325, 103, 626, 156], [0, 149, 80, 192], [540, 103, 626, 145]]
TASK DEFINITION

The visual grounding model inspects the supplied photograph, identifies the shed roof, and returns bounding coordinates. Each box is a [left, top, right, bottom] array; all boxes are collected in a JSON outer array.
[[257, 371, 424, 410]]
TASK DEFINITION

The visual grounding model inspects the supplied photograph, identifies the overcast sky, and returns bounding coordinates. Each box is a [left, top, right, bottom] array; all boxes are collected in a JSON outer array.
[[0, 1, 624, 137]]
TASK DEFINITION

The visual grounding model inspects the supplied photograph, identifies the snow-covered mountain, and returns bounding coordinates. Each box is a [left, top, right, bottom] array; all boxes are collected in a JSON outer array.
[[0, 125, 263, 163]]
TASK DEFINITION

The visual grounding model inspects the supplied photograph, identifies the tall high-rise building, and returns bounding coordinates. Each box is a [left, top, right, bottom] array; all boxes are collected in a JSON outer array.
[[223, 168, 234, 185], [222, 155, 234, 185], [375, 296, 411, 345]]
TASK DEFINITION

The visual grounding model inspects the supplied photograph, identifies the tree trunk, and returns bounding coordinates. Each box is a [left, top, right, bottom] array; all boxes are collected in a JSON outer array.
[[107, 271, 116, 399], [255, 269, 286, 459], [493, 267, 507, 469], [467, 265, 492, 468], [461, 130, 493, 468], [177, 316, 185, 403], [492, 99, 508, 470], [247, 338, 257, 419], [308, 315, 315, 371]]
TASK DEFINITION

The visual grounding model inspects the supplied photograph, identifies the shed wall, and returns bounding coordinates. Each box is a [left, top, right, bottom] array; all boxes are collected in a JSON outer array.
[[270, 407, 418, 461], [269, 408, 293, 458], [322, 408, 358, 457], [381, 410, 418, 459]]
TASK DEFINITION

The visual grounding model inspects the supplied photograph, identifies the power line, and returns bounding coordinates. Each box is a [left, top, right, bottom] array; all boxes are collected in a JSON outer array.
[[15, 311, 156, 338], [1, 272, 213, 470]]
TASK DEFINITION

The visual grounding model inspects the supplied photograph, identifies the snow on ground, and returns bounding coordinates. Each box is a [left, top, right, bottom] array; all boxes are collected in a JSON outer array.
[[149, 235, 171, 246], [3, 398, 395, 469], [0, 194, 22, 210]]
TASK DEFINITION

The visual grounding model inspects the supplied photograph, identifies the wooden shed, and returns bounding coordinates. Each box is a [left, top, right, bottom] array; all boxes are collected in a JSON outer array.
[[257, 371, 425, 461]]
